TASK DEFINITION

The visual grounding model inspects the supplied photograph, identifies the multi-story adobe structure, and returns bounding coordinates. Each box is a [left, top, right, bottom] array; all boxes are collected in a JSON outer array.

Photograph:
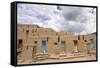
[[17, 24, 96, 64]]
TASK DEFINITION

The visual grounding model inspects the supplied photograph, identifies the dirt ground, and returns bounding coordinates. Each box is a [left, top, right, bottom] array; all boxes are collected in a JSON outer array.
[[18, 54, 96, 65]]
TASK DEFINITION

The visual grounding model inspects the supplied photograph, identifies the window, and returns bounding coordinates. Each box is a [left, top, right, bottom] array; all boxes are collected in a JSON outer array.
[[54, 42, 57, 45], [26, 30, 29, 42], [84, 40, 87, 42], [34, 41, 37, 44], [74, 40, 78, 45], [58, 36, 60, 42], [78, 35, 80, 40], [26, 30, 29, 33], [19, 39, 22, 44]]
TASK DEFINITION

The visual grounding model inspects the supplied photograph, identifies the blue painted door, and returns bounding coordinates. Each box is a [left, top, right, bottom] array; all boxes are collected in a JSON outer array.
[[41, 40, 47, 53]]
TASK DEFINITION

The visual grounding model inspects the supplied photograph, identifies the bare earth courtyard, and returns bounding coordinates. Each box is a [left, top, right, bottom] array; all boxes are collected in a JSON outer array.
[[18, 53, 96, 65]]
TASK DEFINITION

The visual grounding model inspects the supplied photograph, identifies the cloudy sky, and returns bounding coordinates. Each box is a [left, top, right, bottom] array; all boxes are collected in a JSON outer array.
[[17, 3, 96, 35]]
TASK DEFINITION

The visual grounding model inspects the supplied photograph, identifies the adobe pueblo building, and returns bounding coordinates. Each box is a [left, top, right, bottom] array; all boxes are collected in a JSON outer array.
[[17, 24, 96, 64]]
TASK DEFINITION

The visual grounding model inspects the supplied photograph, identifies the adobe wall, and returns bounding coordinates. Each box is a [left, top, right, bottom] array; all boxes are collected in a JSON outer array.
[[17, 24, 96, 62]]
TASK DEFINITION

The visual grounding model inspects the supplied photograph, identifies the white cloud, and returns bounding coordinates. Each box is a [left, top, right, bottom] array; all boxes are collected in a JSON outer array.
[[17, 3, 96, 35], [80, 31, 87, 35]]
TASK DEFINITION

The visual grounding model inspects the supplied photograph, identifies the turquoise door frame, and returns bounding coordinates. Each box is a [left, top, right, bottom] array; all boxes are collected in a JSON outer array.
[[88, 39, 95, 48]]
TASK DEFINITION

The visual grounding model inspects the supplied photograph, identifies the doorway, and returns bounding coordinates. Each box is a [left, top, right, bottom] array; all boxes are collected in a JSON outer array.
[[60, 41, 66, 54], [41, 40, 47, 54], [88, 39, 95, 48], [17, 39, 23, 49], [73, 40, 78, 52]]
